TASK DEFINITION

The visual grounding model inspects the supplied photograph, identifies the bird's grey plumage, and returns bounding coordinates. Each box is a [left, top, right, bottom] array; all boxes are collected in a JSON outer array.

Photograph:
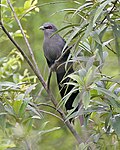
[[40, 22, 79, 112], [40, 23, 66, 67]]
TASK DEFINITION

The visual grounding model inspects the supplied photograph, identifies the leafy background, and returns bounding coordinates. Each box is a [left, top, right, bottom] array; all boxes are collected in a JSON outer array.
[[0, 0, 120, 149]]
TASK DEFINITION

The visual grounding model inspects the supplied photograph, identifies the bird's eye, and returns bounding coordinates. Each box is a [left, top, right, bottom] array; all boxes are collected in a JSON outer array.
[[45, 25, 53, 29]]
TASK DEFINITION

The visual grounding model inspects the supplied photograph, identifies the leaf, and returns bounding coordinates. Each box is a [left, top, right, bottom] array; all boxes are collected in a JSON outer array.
[[19, 101, 28, 118], [38, 127, 60, 135], [27, 105, 42, 118], [83, 18, 93, 40], [112, 23, 120, 63], [93, 0, 112, 24], [72, 2, 93, 18], [24, 0, 32, 10], [62, 27, 81, 52], [13, 100, 22, 115], [86, 56, 95, 71], [32, 115, 41, 119], [32, 0, 38, 6], [102, 39, 114, 47], [91, 31, 102, 45], [0, 81, 18, 88], [67, 74, 83, 85], [35, 7, 39, 12], [111, 115, 120, 138], [24, 84, 37, 96], [94, 87, 119, 100], [82, 91, 90, 109]]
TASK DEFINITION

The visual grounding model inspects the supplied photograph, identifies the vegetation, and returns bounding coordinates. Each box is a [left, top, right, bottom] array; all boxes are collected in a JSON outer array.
[[0, 0, 120, 149]]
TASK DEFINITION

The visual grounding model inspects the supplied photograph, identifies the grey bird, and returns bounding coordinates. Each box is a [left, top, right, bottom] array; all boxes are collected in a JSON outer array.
[[40, 22, 79, 113]]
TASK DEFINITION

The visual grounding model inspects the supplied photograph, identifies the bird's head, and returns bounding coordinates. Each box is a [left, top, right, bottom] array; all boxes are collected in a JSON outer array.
[[39, 22, 58, 36]]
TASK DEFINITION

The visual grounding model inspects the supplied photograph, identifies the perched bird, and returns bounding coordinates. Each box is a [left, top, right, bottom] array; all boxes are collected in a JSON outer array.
[[40, 22, 79, 113]]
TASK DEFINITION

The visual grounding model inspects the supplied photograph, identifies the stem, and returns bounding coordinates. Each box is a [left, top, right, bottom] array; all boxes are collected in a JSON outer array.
[[7, 0, 40, 77]]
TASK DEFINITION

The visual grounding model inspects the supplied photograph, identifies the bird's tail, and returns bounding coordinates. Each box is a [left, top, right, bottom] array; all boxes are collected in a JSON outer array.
[[56, 62, 79, 111]]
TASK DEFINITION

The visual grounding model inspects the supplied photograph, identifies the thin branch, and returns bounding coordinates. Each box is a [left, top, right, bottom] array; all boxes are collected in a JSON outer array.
[[20, 1, 67, 20], [7, 0, 40, 76], [36, 103, 57, 110]]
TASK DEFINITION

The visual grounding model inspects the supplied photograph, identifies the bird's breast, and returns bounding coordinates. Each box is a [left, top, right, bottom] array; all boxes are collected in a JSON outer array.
[[43, 36, 65, 63]]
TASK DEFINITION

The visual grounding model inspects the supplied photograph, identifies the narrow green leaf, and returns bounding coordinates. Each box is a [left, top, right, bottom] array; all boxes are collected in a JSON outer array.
[[67, 74, 83, 85], [72, 2, 93, 18], [13, 100, 22, 115], [94, 87, 119, 100], [24, 84, 37, 96], [111, 115, 120, 138], [38, 127, 60, 135], [19, 101, 28, 118], [93, 0, 112, 24], [82, 91, 90, 109]]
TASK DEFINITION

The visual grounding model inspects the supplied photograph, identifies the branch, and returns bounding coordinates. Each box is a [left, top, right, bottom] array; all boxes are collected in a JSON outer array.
[[0, 15, 82, 147], [7, 0, 40, 77]]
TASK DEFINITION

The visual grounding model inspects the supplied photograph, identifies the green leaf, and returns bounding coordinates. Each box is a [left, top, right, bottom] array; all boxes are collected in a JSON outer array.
[[94, 87, 119, 100], [32, 115, 41, 119], [38, 127, 60, 135], [32, 0, 38, 6], [93, 0, 112, 24], [13, 100, 22, 115], [19, 101, 28, 118], [67, 74, 83, 85], [82, 91, 90, 109], [111, 115, 120, 138], [24, 0, 32, 10], [24, 84, 37, 96], [112, 23, 120, 62], [35, 7, 39, 12], [72, 2, 93, 18]]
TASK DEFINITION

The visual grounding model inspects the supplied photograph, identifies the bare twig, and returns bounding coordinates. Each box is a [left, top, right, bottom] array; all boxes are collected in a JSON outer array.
[[20, 1, 67, 20], [7, 0, 40, 76]]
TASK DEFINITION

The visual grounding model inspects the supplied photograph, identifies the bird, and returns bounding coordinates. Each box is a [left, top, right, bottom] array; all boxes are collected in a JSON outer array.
[[39, 22, 79, 115]]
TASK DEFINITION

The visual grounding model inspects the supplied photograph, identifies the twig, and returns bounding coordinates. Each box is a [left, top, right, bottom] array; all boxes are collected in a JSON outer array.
[[7, 0, 40, 77], [0, 21, 82, 144], [20, 1, 67, 20]]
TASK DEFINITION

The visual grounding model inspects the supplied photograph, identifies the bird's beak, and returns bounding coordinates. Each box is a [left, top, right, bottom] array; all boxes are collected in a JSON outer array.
[[39, 26, 45, 30]]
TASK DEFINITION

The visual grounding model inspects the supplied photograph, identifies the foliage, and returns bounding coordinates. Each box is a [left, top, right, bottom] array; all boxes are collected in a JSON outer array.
[[0, 0, 120, 149], [58, 0, 120, 149], [0, 49, 62, 149]]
